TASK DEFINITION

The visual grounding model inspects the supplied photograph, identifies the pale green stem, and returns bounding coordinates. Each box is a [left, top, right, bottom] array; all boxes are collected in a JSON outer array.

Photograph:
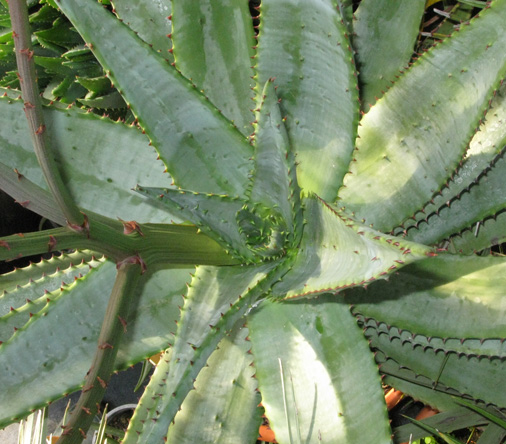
[[7, 0, 84, 227], [0, 219, 240, 266], [57, 262, 142, 444], [0, 161, 66, 226]]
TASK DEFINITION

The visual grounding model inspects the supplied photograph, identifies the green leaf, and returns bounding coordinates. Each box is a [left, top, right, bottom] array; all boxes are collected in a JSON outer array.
[[124, 262, 282, 444], [249, 80, 301, 242], [136, 187, 251, 260], [347, 254, 506, 338], [400, 87, 506, 246], [167, 323, 262, 444], [0, 253, 100, 343], [0, 250, 94, 294], [353, 0, 425, 111], [403, 152, 506, 245], [248, 296, 391, 444], [449, 211, 506, 254], [34, 55, 74, 76], [171, 0, 255, 136], [58, 0, 254, 196], [404, 416, 463, 444], [34, 21, 81, 49], [393, 408, 488, 443], [74, 75, 112, 94], [0, 262, 191, 428], [454, 397, 506, 430], [477, 423, 506, 444], [137, 186, 292, 262], [255, 0, 359, 201], [111, 0, 173, 59], [272, 196, 430, 299], [338, 0, 506, 231], [78, 90, 126, 109], [347, 255, 506, 411], [0, 95, 180, 223]]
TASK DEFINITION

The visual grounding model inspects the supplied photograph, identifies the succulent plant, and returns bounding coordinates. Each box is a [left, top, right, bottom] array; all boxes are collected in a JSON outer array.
[[1, 0, 506, 443]]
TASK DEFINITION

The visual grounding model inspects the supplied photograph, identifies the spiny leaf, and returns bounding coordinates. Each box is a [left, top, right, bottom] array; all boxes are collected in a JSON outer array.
[[171, 0, 255, 136], [403, 415, 463, 444], [0, 254, 100, 342], [0, 94, 180, 223], [372, 339, 506, 411], [454, 397, 506, 429], [123, 261, 284, 444], [248, 296, 391, 444], [137, 186, 291, 262], [339, 0, 506, 231], [393, 408, 488, 443], [136, 187, 251, 259], [0, 250, 95, 294], [249, 79, 301, 244], [0, 262, 191, 429], [255, 0, 358, 201], [58, 0, 254, 196], [167, 323, 262, 443], [347, 254, 506, 338], [395, 81, 506, 244], [403, 150, 506, 245], [449, 210, 506, 253], [353, 0, 426, 111], [272, 196, 431, 299], [111, 0, 173, 59]]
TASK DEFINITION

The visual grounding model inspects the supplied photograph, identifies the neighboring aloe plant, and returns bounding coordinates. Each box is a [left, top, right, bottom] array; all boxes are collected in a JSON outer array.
[[1, 0, 506, 443]]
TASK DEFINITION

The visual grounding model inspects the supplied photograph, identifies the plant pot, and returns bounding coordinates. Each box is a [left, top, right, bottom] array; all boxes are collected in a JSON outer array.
[[92, 404, 137, 444]]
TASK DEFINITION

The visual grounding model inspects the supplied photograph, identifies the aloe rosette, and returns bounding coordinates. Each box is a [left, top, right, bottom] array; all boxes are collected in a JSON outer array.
[[1, 0, 506, 443]]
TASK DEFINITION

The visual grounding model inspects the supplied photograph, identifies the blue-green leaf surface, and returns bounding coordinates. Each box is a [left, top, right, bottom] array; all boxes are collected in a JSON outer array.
[[167, 323, 262, 443], [248, 297, 391, 444], [272, 196, 430, 299], [111, 0, 173, 58], [58, 0, 253, 196], [124, 262, 282, 444], [353, 0, 425, 110], [338, 0, 506, 231], [0, 261, 191, 428], [171, 0, 255, 136], [255, 0, 358, 201], [0, 95, 179, 223]]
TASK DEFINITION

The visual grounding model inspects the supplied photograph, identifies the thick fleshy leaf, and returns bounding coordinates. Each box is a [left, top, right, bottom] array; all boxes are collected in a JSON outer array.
[[347, 254, 506, 338], [58, 0, 253, 196], [111, 0, 173, 58], [249, 80, 301, 242], [137, 186, 291, 262], [449, 210, 506, 253], [0, 250, 94, 296], [0, 95, 178, 223], [256, 0, 358, 201], [0, 253, 99, 343], [397, 84, 506, 245], [353, 0, 425, 110], [374, 344, 506, 412], [402, 152, 506, 245], [338, 0, 506, 231], [393, 408, 489, 443], [124, 262, 283, 444], [0, 261, 191, 428], [347, 254, 506, 411], [272, 196, 430, 299], [171, 0, 255, 136], [167, 323, 262, 444], [248, 296, 391, 444], [136, 187, 251, 260]]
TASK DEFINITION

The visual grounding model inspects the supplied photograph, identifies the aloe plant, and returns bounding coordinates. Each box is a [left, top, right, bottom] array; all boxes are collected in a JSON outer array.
[[1, 0, 506, 443]]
